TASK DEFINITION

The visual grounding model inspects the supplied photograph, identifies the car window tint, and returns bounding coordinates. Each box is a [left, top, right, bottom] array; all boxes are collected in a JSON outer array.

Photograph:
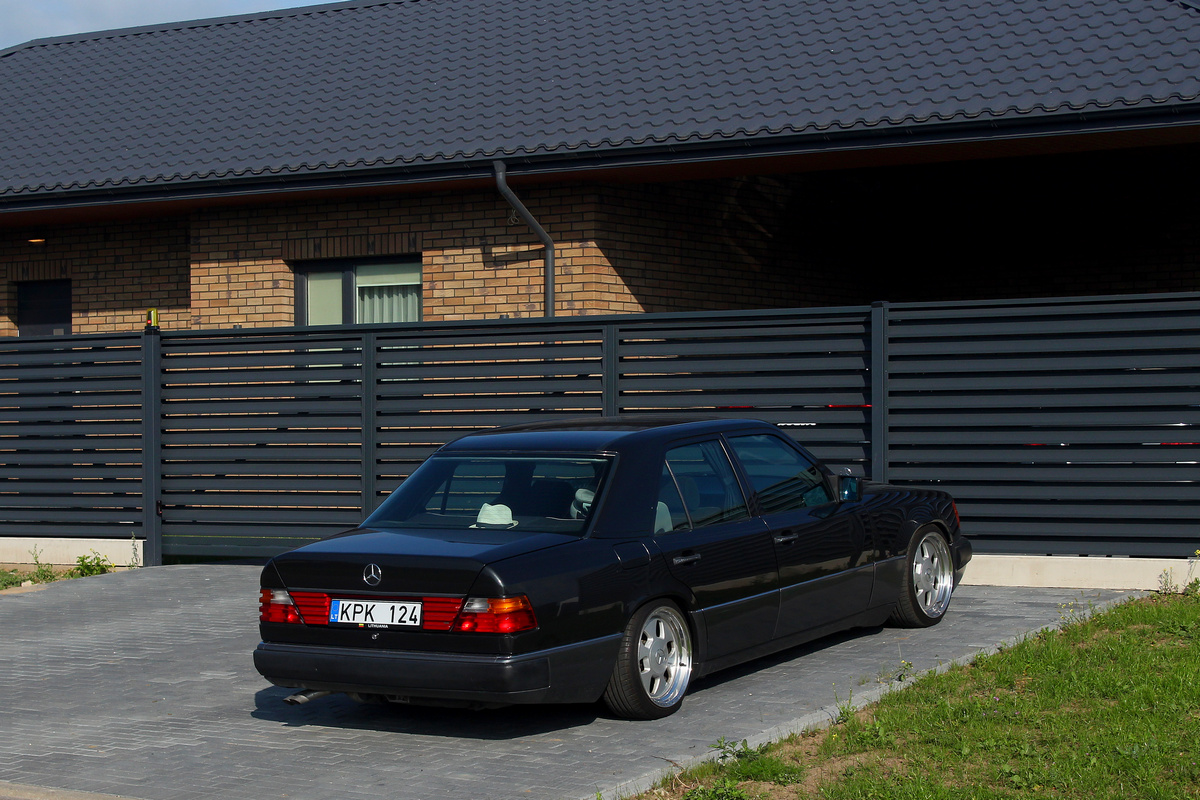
[[726, 434, 832, 513], [425, 460, 505, 515], [372, 456, 610, 535], [662, 440, 749, 529]]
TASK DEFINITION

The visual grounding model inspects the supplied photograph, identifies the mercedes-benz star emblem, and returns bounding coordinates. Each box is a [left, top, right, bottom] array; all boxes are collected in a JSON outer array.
[[362, 563, 382, 586]]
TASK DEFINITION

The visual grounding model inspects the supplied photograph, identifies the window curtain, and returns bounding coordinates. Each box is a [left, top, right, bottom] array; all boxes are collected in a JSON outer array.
[[358, 283, 420, 324]]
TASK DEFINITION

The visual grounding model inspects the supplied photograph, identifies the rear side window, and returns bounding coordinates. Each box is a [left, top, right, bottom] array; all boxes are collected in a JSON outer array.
[[726, 434, 832, 513], [657, 440, 749, 532]]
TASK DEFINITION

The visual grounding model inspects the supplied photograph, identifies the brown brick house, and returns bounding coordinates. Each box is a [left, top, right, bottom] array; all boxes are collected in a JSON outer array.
[[2, 0, 1199, 335]]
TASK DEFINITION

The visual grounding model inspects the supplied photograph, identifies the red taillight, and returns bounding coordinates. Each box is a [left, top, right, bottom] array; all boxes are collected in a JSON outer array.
[[452, 595, 537, 634], [259, 589, 302, 624], [952, 502, 962, 527], [290, 591, 331, 625], [422, 597, 465, 631]]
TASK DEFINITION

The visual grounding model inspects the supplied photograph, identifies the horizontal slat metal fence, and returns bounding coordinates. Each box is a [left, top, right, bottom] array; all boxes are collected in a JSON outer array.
[[150, 310, 865, 557], [156, 330, 368, 558], [370, 323, 610, 494], [0, 293, 1195, 560], [611, 310, 872, 469], [880, 295, 1200, 556], [0, 335, 145, 547]]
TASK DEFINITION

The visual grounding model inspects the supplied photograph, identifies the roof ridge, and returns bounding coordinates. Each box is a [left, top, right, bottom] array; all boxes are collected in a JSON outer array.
[[0, 0, 399, 54]]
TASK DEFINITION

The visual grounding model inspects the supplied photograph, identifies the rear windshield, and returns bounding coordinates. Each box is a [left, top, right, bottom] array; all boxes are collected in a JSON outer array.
[[364, 455, 612, 536]]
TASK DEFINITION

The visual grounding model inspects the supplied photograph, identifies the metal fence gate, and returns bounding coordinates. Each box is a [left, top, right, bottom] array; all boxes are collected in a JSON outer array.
[[0, 293, 1195, 562]]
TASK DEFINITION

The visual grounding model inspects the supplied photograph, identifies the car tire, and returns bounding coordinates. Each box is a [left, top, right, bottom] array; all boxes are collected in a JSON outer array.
[[603, 601, 693, 720], [891, 526, 955, 628]]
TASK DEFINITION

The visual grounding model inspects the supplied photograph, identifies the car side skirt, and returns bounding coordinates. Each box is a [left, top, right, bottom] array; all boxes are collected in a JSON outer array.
[[695, 604, 894, 678]]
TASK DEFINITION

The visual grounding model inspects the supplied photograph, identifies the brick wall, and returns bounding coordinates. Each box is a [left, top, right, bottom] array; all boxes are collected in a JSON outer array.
[[2, 146, 1197, 336], [0, 177, 835, 335], [0, 219, 189, 335], [593, 177, 814, 312], [188, 188, 610, 325]]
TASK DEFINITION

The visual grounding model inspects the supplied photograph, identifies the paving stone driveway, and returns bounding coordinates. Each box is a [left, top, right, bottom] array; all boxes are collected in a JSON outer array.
[[0, 565, 1131, 800]]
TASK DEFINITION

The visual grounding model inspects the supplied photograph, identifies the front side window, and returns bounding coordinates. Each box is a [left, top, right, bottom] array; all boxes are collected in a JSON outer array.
[[726, 434, 832, 513], [298, 258, 421, 326], [365, 455, 611, 536]]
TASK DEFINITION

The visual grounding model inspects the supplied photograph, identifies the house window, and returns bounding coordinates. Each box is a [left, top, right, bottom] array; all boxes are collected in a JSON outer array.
[[296, 258, 421, 326], [17, 279, 72, 336]]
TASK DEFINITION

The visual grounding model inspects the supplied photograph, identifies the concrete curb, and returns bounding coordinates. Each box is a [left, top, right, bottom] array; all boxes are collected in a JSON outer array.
[[963, 554, 1198, 590]]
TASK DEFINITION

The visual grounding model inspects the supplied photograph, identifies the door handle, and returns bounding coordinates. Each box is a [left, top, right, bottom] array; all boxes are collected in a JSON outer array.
[[774, 533, 799, 545], [672, 553, 702, 566]]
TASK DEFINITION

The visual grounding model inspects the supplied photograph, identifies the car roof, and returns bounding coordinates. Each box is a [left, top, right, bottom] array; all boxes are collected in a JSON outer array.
[[436, 416, 775, 454]]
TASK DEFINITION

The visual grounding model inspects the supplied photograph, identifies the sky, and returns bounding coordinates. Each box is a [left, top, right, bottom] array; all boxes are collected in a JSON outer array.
[[0, 0, 331, 50]]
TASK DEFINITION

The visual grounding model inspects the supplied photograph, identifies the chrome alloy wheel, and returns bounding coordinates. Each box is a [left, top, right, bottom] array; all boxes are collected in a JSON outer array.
[[912, 530, 954, 619], [636, 605, 692, 708]]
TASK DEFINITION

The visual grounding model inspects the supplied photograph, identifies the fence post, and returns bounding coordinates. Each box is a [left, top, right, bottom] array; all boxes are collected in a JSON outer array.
[[361, 331, 378, 515], [870, 302, 890, 484], [141, 324, 163, 566], [602, 324, 619, 417]]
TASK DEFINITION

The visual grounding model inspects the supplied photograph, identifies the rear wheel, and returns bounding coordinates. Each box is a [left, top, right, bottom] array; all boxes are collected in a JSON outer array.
[[891, 526, 955, 627], [603, 601, 693, 719]]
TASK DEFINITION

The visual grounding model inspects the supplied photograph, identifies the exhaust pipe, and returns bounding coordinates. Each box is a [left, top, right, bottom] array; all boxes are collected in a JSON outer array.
[[283, 689, 332, 706]]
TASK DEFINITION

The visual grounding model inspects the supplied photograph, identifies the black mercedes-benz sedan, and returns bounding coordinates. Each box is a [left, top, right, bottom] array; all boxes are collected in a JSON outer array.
[[254, 417, 971, 719]]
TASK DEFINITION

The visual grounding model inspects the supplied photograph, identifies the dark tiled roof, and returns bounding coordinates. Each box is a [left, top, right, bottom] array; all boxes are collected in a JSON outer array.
[[2, 0, 1199, 202]]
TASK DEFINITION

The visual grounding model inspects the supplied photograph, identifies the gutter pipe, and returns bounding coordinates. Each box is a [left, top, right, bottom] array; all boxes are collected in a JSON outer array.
[[493, 160, 555, 318]]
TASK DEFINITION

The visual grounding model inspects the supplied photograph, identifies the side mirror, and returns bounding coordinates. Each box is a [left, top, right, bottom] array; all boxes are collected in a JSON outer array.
[[838, 476, 862, 503]]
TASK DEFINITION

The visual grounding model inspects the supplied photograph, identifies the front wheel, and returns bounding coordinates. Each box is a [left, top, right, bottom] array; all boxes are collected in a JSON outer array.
[[891, 526, 955, 627], [603, 601, 693, 719]]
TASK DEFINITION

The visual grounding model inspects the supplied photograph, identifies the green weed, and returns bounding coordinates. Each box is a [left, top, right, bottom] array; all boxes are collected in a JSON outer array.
[[831, 685, 855, 724], [707, 737, 803, 785], [29, 545, 57, 583], [709, 736, 757, 763], [0, 569, 27, 589], [879, 657, 915, 683], [127, 532, 141, 569], [681, 778, 749, 800], [69, 550, 114, 578]]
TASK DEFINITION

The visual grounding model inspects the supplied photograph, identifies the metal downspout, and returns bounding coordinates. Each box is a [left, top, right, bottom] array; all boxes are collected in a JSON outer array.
[[494, 160, 555, 318]]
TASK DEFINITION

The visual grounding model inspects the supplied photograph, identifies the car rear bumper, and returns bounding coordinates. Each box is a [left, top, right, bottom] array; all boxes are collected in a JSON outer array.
[[254, 634, 620, 706], [952, 534, 973, 586]]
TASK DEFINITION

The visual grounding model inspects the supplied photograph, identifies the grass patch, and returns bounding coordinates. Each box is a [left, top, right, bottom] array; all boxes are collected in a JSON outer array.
[[0, 568, 34, 590], [635, 592, 1200, 800]]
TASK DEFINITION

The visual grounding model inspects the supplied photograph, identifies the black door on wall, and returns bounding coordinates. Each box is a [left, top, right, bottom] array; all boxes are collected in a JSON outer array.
[[17, 279, 72, 336]]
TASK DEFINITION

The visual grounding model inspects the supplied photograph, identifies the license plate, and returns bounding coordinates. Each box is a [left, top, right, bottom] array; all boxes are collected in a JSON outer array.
[[329, 599, 422, 628]]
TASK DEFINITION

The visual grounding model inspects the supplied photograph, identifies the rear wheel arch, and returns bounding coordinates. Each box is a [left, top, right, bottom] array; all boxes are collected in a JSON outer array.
[[602, 597, 697, 719], [620, 591, 705, 661]]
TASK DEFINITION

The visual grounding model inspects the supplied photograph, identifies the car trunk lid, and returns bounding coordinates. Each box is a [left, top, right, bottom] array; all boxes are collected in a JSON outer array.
[[268, 526, 574, 596]]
